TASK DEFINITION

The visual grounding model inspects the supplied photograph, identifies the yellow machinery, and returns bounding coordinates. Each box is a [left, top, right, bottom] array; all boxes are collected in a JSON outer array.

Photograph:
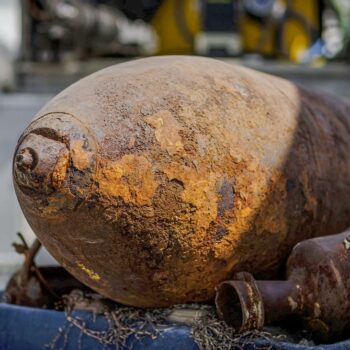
[[241, 0, 320, 61], [151, 0, 201, 55], [151, 0, 320, 62]]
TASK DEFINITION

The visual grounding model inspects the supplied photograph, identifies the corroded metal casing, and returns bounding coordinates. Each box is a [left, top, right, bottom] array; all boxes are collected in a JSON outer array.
[[13, 56, 350, 307]]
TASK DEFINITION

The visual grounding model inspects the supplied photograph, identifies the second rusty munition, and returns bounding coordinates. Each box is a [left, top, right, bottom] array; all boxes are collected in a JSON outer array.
[[216, 229, 350, 342]]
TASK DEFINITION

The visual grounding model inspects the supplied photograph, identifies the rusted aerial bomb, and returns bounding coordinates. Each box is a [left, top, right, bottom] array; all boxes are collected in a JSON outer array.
[[13, 56, 350, 307]]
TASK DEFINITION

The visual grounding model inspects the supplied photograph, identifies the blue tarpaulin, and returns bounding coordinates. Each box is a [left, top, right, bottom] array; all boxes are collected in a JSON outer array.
[[1, 301, 350, 350]]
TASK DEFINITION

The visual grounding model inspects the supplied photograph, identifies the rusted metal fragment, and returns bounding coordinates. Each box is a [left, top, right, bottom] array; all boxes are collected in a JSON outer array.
[[12, 56, 350, 307], [5, 234, 89, 308]]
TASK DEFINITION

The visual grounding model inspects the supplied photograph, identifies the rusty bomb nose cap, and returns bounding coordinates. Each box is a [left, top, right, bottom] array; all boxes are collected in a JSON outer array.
[[13, 112, 97, 202], [14, 133, 70, 194]]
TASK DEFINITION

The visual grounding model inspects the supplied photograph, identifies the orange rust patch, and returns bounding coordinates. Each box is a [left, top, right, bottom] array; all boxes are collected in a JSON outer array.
[[145, 110, 184, 155], [52, 149, 70, 189], [71, 140, 91, 171], [98, 154, 158, 205]]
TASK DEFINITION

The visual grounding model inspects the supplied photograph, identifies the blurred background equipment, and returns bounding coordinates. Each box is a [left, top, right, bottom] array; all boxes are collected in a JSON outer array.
[[322, 0, 350, 59], [241, 0, 320, 62], [195, 0, 242, 56], [21, 0, 158, 62], [151, 0, 200, 54], [12, 0, 350, 65]]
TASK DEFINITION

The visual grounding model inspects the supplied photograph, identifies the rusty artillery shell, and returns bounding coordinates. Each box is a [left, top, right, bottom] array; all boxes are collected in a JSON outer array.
[[216, 229, 350, 342], [13, 56, 350, 307]]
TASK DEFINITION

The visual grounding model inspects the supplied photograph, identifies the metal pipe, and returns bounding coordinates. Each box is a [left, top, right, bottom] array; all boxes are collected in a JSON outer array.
[[216, 277, 299, 331]]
